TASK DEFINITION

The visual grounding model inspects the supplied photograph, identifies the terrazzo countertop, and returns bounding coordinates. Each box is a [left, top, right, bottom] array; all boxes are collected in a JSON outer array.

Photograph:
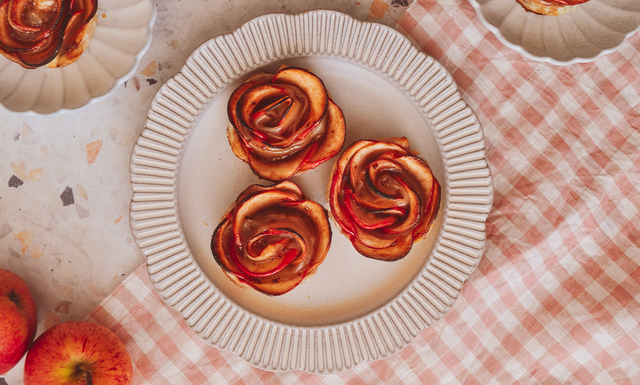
[[0, 0, 407, 383]]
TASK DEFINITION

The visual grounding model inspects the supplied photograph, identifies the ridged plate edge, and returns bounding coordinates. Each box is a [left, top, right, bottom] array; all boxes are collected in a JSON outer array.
[[468, 0, 640, 65], [129, 10, 493, 373]]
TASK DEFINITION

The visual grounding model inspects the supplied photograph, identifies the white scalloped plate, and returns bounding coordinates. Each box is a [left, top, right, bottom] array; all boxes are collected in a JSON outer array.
[[0, 0, 156, 115], [129, 10, 493, 373], [469, 0, 640, 65]]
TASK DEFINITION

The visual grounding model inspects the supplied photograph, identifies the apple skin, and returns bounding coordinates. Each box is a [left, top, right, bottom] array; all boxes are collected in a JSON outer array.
[[24, 321, 132, 385], [0, 268, 37, 375]]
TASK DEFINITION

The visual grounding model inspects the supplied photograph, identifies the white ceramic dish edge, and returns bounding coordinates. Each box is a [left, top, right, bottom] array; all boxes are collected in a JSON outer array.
[[129, 10, 493, 373], [468, 0, 640, 65]]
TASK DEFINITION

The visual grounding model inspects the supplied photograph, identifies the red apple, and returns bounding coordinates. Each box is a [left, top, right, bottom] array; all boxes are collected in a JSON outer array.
[[24, 321, 132, 385], [0, 268, 37, 375]]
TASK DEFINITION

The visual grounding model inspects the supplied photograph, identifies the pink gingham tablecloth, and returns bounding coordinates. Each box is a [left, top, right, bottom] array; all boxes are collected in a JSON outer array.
[[87, 0, 640, 383]]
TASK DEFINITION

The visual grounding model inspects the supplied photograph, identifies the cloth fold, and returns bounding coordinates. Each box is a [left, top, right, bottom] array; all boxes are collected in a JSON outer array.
[[88, 1, 640, 383]]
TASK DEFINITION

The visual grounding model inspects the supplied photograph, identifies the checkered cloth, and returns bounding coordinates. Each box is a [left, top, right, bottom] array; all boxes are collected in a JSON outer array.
[[87, 0, 640, 383]]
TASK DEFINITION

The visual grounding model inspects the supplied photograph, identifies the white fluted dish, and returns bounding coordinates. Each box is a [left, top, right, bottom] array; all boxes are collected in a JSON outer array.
[[0, 0, 156, 115], [469, 0, 640, 65], [129, 10, 493, 373]]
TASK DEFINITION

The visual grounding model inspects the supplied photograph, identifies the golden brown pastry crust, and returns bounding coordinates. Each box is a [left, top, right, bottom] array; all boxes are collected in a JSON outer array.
[[47, 15, 98, 68]]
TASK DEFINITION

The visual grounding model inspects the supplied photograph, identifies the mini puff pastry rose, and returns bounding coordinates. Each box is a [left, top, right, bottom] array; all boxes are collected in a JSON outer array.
[[211, 181, 332, 296], [227, 67, 346, 182], [0, 0, 98, 68], [329, 137, 441, 261]]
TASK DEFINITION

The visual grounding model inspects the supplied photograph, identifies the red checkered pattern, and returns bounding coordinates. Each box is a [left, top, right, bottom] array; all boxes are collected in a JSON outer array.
[[87, 0, 640, 383]]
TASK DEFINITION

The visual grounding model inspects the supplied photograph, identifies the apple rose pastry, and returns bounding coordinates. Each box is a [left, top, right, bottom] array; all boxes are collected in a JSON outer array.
[[227, 67, 346, 182], [211, 181, 332, 296], [329, 137, 441, 261], [516, 0, 590, 15], [0, 0, 98, 68]]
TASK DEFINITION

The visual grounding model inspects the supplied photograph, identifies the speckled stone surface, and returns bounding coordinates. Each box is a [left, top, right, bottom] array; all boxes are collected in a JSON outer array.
[[0, 0, 407, 383]]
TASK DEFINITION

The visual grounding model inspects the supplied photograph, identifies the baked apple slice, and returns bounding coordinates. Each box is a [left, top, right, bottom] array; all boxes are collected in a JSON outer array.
[[211, 181, 332, 296], [329, 137, 441, 261], [227, 67, 346, 182], [515, 0, 590, 15]]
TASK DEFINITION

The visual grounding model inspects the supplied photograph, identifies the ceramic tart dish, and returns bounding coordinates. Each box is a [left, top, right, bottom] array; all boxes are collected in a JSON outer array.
[[129, 10, 493, 373], [0, 0, 156, 115], [469, 0, 640, 64]]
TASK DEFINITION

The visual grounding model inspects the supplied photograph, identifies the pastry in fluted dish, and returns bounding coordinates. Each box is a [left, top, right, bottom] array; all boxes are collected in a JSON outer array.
[[227, 66, 346, 182], [0, 0, 98, 68], [516, 0, 590, 15], [329, 137, 441, 261], [211, 181, 332, 296]]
